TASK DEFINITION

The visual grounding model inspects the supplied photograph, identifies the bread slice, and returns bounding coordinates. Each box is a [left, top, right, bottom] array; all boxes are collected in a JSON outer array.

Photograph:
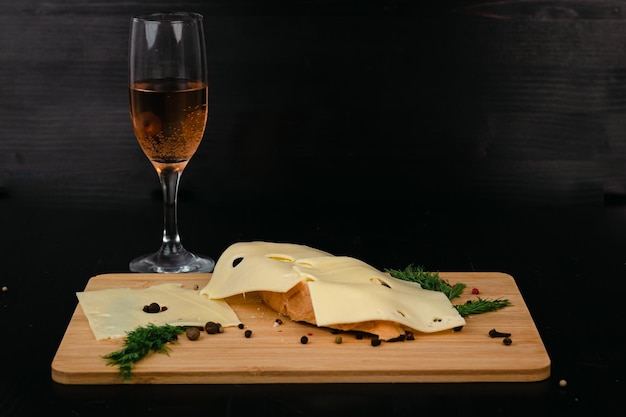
[[259, 282, 409, 341]]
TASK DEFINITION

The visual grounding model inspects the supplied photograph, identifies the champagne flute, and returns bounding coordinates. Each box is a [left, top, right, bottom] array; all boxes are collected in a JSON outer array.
[[128, 12, 214, 273]]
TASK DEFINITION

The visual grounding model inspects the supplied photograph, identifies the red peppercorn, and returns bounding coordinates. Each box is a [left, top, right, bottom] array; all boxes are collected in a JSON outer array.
[[471, 288, 480, 295]]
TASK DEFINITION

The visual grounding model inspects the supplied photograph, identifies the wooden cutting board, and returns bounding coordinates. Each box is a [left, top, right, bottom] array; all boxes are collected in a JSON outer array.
[[51, 272, 550, 384]]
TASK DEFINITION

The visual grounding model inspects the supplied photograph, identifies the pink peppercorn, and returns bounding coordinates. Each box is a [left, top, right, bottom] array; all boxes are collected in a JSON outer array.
[[471, 288, 480, 294]]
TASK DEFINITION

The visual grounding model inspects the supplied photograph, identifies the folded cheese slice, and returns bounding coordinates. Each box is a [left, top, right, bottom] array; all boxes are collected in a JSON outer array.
[[77, 283, 241, 340], [201, 241, 465, 334]]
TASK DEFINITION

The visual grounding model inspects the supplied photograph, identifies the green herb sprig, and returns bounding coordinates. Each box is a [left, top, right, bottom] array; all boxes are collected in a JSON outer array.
[[103, 323, 186, 380], [454, 297, 511, 317], [386, 264, 466, 300], [386, 264, 511, 317]]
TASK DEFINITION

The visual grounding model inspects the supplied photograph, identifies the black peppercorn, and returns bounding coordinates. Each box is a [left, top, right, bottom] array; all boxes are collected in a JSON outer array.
[[238, 323, 245, 329], [371, 338, 382, 347], [503, 337, 512, 345], [244, 329, 252, 338], [300, 335, 309, 344], [143, 302, 161, 313]]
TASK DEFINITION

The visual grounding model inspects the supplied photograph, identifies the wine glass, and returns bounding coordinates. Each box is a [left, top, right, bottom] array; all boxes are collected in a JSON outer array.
[[128, 12, 214, 273]]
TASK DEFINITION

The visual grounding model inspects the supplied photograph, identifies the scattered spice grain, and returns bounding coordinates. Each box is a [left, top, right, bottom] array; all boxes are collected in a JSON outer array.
[[143, 302, 161, 313], [489, 328, 511, 338], [185, 327, 200, 341], [244, 329, 252, 338], [300, 335, 309, 344], [205, 321, 220, 334]]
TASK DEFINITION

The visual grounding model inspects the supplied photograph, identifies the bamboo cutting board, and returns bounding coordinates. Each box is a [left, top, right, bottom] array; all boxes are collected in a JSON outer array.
[[51, 272, 550, 384]]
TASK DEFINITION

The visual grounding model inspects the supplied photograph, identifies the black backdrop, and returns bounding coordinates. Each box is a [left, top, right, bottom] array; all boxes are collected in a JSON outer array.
[[2, 0, 626, 211], [0, 4, 624, 415]]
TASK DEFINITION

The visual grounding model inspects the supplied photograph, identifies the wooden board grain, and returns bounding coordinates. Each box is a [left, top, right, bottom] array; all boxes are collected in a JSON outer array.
[[51, 272, 550, 384]]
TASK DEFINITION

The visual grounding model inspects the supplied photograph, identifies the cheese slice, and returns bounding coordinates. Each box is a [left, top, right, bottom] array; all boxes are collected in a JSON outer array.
[[202, 241, 332, 298], [77, 283, 241, 340], [201, 241, 466, 334]]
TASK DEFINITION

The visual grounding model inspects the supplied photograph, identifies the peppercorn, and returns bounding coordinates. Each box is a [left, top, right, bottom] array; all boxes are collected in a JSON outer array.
[[503, 337, 512, 345], [143, 302, 161, 313], [186, 327, 200, 341], [205, 321, 221, 334], [355, 332, 364, 340], [335, 336, 343, 344], [471, 288, 480, 295], [371, 338, 382, 347], [238, 323, 245, 329], [300, 335, 309, 344], [244, 329, 252, 338]]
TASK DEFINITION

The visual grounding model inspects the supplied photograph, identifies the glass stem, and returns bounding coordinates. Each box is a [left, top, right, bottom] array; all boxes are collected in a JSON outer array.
[[159, 167, 184, 256]]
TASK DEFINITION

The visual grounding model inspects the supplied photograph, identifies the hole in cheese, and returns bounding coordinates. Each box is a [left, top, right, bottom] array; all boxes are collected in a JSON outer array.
[[370, 277, 392, 288], [266, 254, 294, 262], [232, 257, 243, 268]]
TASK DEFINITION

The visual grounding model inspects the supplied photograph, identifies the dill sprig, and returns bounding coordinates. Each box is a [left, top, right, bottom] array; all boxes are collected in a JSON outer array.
[[454, 297, 511, 317], [103, 323, 186, 380], [386, 264, 512, 317], [386, 264, 466, 300]]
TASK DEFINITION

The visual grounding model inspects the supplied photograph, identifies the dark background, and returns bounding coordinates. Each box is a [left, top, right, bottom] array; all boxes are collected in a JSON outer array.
[[1, 1, 624, 416], [3, 0, 626, 211]]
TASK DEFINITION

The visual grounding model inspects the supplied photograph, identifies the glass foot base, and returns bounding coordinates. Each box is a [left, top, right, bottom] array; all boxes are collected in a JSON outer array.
[[129, 249, 215, 273]]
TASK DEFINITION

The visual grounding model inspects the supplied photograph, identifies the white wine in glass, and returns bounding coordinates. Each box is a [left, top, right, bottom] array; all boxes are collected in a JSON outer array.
[[128, 12, 214, 273]]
